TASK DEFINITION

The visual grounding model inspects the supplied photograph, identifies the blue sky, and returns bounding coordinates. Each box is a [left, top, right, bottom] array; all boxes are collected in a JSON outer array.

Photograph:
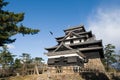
[[4, 0, 120, 62]]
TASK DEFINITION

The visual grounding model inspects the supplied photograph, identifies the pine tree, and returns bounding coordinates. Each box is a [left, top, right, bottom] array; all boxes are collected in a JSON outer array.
[[13, 58, 22, 69], [0, 0, 39, 46], [104, 44, 117, 71], [0, 45, 15, 69]]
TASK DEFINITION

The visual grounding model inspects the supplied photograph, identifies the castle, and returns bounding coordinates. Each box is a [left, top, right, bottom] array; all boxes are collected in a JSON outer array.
[[45, 25, 105, 73]]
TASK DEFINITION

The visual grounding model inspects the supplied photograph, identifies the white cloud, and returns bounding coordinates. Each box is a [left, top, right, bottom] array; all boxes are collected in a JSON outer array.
[[88, 8, 120, 52], [7, 44, 15, 49]]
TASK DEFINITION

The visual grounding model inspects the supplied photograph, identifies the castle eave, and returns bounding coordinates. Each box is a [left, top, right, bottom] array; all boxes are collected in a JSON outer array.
[[63, 25, 85, 32], [79, 47, 103, 51], [45, 49, 77, 56], [55, 31, 92, 41], [69, 40, 102, 46], [45, 40, 102, 51]]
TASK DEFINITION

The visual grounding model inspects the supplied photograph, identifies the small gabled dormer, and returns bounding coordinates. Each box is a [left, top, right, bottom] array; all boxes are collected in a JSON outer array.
[[56, 25, 94, 45], [63, 31, 87, 45]]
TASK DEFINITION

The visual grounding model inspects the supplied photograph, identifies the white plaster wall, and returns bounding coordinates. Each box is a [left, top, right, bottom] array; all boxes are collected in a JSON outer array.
[[74, 40, 79, 43], [65, 41, 70, 44], [48, 54, 84, 60]]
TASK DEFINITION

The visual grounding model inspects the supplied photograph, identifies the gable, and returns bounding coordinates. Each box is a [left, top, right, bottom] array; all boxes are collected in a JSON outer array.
[[66, 35, 77, 39], [55, 45, 70, 51], [54, 42, 72, 52], [64, 31, 80, 40]]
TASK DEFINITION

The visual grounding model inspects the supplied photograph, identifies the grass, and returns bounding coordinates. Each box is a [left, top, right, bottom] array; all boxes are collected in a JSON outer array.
[[8, 73, 83, 80]]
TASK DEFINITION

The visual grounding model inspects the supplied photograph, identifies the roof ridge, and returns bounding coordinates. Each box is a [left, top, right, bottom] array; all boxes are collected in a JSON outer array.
[[64, 25, 85, 31], [67, 24, 84, 29]]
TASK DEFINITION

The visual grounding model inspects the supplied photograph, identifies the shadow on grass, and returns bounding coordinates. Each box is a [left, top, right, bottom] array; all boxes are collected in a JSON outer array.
[[80, 72, 109, 80], [111, 74, 120, 80]]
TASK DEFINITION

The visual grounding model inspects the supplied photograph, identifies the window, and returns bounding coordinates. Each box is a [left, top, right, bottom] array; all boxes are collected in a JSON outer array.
[[70, 40, 73, 44], [79, 40, 81, 42]]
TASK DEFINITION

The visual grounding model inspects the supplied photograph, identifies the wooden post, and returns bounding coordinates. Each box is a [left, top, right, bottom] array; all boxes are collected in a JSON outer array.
[[42, 64, 45, 74], [22, 63, 25, 76], [35, 64, 39, 75]]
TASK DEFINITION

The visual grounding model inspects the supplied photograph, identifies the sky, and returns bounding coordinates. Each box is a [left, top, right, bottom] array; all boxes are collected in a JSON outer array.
[[3, 0, 120, 62]]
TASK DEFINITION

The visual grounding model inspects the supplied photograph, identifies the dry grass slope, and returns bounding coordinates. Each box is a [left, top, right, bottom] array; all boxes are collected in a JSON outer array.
[[9, 74, 83, 80]]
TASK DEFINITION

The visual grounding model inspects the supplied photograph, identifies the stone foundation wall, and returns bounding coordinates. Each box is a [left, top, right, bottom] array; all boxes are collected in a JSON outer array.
[[84, 58, 105, 71], [48, 58, 105, 73], [48, 66, 74, 73], [62, 66, 74, 73]]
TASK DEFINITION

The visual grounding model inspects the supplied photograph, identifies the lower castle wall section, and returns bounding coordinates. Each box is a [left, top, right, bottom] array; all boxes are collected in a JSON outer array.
[[48, 66, 75, 73], [48, 58, 105, 73], [84, 58, 105, 71]]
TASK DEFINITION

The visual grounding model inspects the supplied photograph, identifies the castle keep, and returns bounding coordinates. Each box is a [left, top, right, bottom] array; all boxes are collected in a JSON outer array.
[[45, 25, 105, 73]]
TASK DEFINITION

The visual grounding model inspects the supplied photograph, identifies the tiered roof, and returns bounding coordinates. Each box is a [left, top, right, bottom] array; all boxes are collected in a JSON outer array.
[[45, 25, 104, 59]]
